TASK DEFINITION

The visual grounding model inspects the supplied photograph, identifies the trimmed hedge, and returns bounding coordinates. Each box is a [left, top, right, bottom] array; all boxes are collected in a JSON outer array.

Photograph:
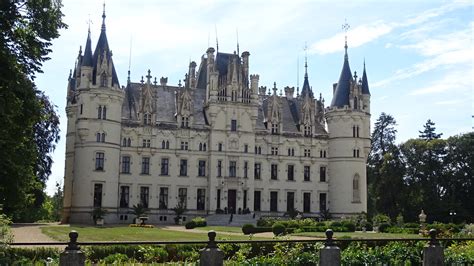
[[241, 224, 272, 235], [272, 222, 286, 236], [185, 217, 207, 229]]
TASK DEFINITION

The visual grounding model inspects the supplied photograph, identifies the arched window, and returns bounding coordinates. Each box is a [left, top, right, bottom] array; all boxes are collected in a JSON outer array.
[[354, 97, 358, 109], [357, 126, 360, 137], [101, 133, 106, 142], [203, 143, 207, 151], [122, 138, 127, 146], [166, 140, 170, 149], [353, 174, 361, 202], [258, 147, 262, 154], [96, 133, 101, 142], [199, 143, 203, 151], [162, 140, 166, 149], [323, 150, 326, 158], [102, 106, 107, 119], [127, 138, 131, 147]]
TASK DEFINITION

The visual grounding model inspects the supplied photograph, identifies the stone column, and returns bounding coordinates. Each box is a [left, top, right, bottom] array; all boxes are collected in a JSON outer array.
[[59, 231, 85, 266], [423, 229, 444, 266], [319, 229, 341, 266], [200, 231, 224, 266]]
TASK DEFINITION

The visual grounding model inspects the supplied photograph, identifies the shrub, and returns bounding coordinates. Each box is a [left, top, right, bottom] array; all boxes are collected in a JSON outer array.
[[403, 222, 420, 229], [129, 224, 154, 228], [341, 221, 356, 232], [373, 214, 391, 226], [272, 222, 286, 236], [363, 221, 373, 231], [185, 221, 196, 229], [378, 222, 391, 233], [242, 224, 255, 235], [191, 217, 207, 227], [138, 245, 168, 263], [102, 253, 129, 264]]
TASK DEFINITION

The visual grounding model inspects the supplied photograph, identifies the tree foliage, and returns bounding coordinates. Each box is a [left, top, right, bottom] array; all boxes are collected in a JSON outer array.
[[368, 115, 473, 223], [0, 0, 66, 221]]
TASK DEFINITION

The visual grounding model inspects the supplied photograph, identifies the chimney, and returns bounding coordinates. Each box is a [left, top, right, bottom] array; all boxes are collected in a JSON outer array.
[[160, 77, 168, 86], [284, 86, 295, 99]]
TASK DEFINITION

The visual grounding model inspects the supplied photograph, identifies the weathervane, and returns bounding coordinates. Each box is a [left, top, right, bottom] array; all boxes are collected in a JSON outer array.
[[304, 42, 308, 76], [86, 14, 93, 33], [342, 19, 350, 51]]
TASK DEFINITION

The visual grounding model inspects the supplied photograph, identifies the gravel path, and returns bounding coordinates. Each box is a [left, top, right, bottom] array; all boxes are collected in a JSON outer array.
[[10, 223, 66, 248]]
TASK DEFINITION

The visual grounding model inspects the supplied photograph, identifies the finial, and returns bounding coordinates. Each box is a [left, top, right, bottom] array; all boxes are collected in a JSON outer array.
[[153, 77, 157, 86], [215, 24, 219, 52], [304, 42, 308, 77], [342, 19, 350, 56], [68, 69, 72, 79], [127, 70, 130, 83], [146, 69, 152, 83], [101, 1, 106, 31], [78, 45, 82, 56], [178, 79, 182, 87], [353, 71, 357, 80], [87, 14, 92, 34], [272, 82, 277, 95], [236, 28, 240, 56], [140, 76, 144, 83], [325, 229, 336, 247]]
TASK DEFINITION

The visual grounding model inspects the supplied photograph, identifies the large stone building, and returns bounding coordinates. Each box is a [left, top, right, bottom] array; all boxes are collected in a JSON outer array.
[[62, 10, 371, 224]]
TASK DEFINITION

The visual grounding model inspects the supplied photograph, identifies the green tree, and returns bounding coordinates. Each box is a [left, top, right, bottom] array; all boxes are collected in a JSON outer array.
[[0, 0, 66, 221], [367, 113, 398, 218], [419, 119, 442, 140]]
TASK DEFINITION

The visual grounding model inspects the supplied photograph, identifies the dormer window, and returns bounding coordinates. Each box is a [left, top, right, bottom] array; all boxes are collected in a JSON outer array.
[[271, 123, 279, 134], [181, 116, 189, 128], [144, 113, 151, 125], [100, 73, 107, 87], [304, 125, 311, 136]]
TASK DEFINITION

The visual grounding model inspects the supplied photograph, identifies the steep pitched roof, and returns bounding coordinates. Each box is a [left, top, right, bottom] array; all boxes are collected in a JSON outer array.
[[82, 30, 93, 67], [361, 62, 370, 95], [331, 48, 353, 107], [301, 60, 313, 98]]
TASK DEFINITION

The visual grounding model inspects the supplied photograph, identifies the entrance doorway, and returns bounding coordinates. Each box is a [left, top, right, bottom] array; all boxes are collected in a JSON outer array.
[[227, 189, 236, 214]]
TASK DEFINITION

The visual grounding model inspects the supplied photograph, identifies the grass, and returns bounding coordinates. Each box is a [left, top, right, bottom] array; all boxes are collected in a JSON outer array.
[[41, 225, 265, 242], [291, 231, 423, 239], [194, 226, 243, 234]]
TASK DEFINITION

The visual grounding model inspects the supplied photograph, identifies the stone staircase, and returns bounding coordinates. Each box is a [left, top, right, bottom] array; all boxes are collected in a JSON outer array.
[[206, 213, 259, 227]]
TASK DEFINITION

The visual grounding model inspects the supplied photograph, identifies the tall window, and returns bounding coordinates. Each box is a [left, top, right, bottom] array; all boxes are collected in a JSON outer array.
[[243, 190, 247, 209], [121, 156, 130, 173], [198, 160, 206, 177], [141, 157, 150, 174], [160, 158, 169, 175], [93, 183, 103, 207], [100, 73, 107, 87], [244, 144, 248, 153], [217, 160, 222, 177], [96, 132, 105, 142], [179, 159, 187, 176], [254, 191, 261, 211], [320, 166, 326, 182], [197, 189, 206, 210], [199, 143, 203, 151], [217, 189, 221, 209], [95, 152, 104, 171], [353, 174, 361, 202], [287, 165, 294, 181], [123, 138, 127, 146], [254, 163, 261, 179], [271, 164, 278, 180], [97, 106, 106, 119], [166, 140, 170, 149], [178, 188, 187, 208], [319, 193, 327, 211], [304, 166, 311, 181], [231, 119, 237, 131], [229, 161, 237, 177], [287, 192, 295, 212], [98, 106, 102, 119], [159, 187, 168, 209], [303, 193, 311, 213], [162, 140, 166, 149], [120, 186, 129, 208], [270, 191, 278, 212], [218, 143, 223, 151], [357, 126, 360, 137], [243, 161, 248, 178], [352, 125, 356, 137], [203, 143, 207, 151], [140, 187, 149, 208], [127, 138, 131, 147]]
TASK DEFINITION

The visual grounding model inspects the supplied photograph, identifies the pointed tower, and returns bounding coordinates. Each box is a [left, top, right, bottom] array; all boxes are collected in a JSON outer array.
[[63, 6, 125, 223], [299, 56, 316, 136], [325, 26, 371, 217]]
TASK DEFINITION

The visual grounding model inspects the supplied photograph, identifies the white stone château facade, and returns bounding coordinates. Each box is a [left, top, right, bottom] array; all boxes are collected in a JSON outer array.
[[62, 11, 371, 224]]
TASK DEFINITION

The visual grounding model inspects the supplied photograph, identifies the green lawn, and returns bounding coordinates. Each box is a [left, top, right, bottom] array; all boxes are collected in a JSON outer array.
[[194, 226, 243, 234], [292, 231, 423, 239], [41, 225, 264, 242]]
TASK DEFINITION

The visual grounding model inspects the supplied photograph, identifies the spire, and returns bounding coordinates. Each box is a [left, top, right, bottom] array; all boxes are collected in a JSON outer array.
[[331, 20, 353, 108], [342, 19, 350, 60], [82, 28, 93, 67], [101, 2, 106, 32], [361, 60, 371, 95], [301, 43, 312, 98]]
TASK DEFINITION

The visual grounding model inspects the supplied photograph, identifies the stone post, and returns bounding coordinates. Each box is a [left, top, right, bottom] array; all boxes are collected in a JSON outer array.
[[59, 230, 85, 266], [423, 229, 444, 266], [319, 229, 341, 266], [200, 231, 224, 266]]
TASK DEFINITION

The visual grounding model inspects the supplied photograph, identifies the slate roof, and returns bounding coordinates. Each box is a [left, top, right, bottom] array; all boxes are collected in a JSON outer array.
[[331, 49, 353, 107], [361, 63, 370, 95], [82, 31, 93, 67]]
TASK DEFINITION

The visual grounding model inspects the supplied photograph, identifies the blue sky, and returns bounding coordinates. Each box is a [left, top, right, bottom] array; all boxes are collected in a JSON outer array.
[[36, 0, 473, 195]]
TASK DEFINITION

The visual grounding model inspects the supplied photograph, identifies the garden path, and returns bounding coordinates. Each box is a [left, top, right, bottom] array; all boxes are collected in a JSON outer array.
[[11, 223, 66, 248]]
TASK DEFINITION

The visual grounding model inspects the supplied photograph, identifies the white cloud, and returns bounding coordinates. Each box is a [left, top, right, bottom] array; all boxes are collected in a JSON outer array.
[[434, 100, 463, 105], [409, 69, 472, 95]]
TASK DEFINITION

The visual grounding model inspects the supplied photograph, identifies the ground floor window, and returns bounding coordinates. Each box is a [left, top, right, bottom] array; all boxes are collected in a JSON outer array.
[[303, 192, 311, 213], [270, 191, 278, 212], [119, 186, 129, 208], [178, 188, 187, 208], [319, 193, 327, 211], [286, 192, 294, 212], [159, 187, 168, 209], [140, 186, 149, 208], [93, 183, 103, 207], [197, 189, 205, 210], [254, 191, 261, 211]]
